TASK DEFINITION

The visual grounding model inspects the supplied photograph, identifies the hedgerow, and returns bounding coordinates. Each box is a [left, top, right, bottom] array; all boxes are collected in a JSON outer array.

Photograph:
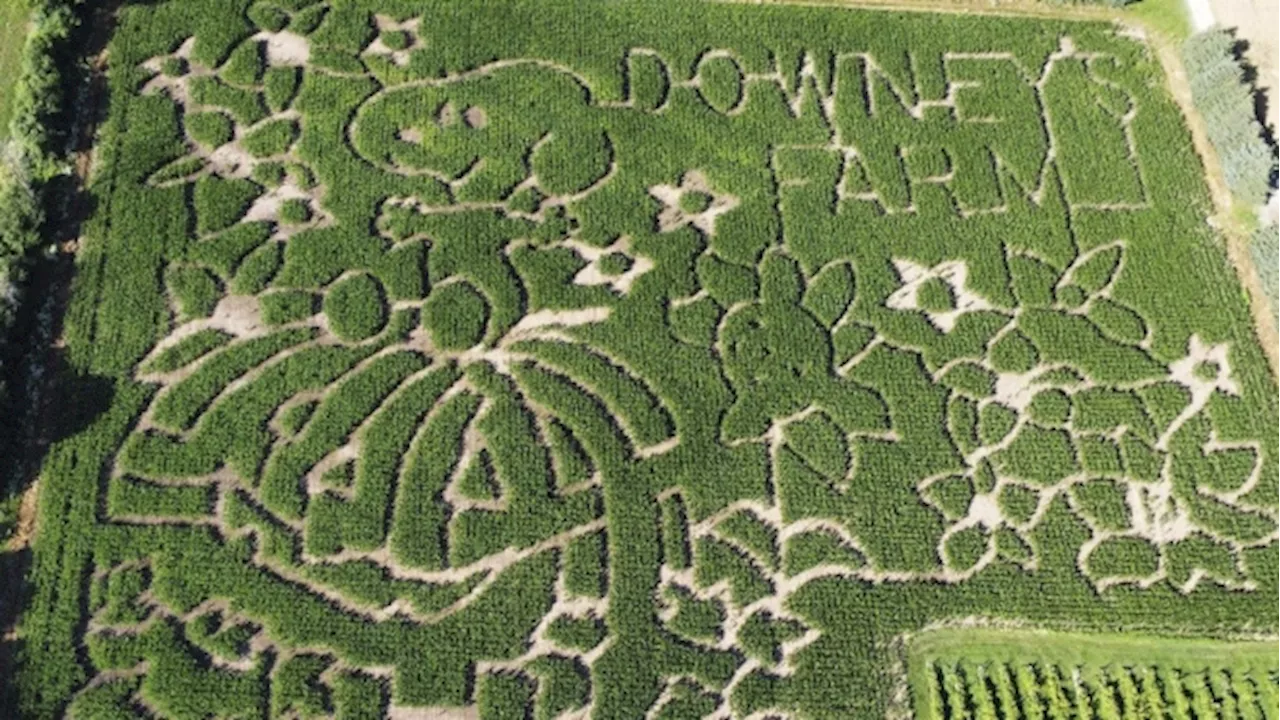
[[1182, 29, 1277, 209], [15, 1, 1279, 718], [0, 0, 96, 508]]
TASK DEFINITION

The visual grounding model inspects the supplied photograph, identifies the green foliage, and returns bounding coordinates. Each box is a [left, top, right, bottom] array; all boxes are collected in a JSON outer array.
[[141, 329, 232, 373], [221, 40, 264, 87], [917, 277, 955, 313], [661, 494, 691, 570], [160, 57, 187, 78], [271, 654, 330, 718], [994, 426, 1078, 485], [997, 484, 1039, 525], [277, 400, 317, 437], [17, 4, 1280, 720], [716, 509, 779, 571], [278, 198, 311, 225], [456, 450, 498, 501], [784, 411, 849, 480], [1086, 536, 1159, 578], [738, 610, 804, 665], [989, 330, 1039, 373], [380, 30, 410, 52], [185, 111, 234, 149], [1078, 435, 1124, 477], [332, 672, 386, 720], [942, 361, 998, 394], [290, 4, 328, 35], [977, 402, 1017, 446], [1183, 29, 1277, 207], [1070, 479, 1130, 531], [1251, 226, 1277, 326], [264, 65, 300, 113], [479, 672, 535, 718], [324, 273, 387, 341], [926, 476, 974, 520], [697, 55, 743, 113], [664, 585, 724, 642], [229, 242, 283, 295], [564, 531, 605, 597], [1055, 283, 1086, 309], [165, 265, 222, 320], [1027, 389, 1070, 426], [246, 6, 289, 32], [189, 75, 267, 124], [596, 252, 632, 276], [782, 530, 865, 575], [1088, 297, 1146, 344], [195, 176, 261, 235], [545, 614, 606, 651], [1070, 246, 1121, 294], [914, 630, 1277, 720], [241, 118, 298, 158], [422, 281, 488, 350], [251, 160, 286, 187], [260, 289, 316, 325], [943, 526, 987, 570], [507, 186, 543, 214], [679, 190, 712, 214]]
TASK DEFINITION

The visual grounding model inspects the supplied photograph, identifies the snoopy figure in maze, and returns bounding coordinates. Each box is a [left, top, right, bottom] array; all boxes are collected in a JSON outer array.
[[354, 61, 613, 204]]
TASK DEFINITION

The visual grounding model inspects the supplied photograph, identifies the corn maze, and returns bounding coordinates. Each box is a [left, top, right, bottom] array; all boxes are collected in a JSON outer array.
[[21, 0, 1279, 718]]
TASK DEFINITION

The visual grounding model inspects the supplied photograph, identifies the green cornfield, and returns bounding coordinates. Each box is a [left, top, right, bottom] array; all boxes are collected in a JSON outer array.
[[16, 0, 1277, 718]]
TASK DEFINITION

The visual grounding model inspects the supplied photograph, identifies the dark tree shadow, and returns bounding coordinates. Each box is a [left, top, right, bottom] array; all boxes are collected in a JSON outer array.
[[1227, 33, 1279, 194], [0, 0, 125, 715]]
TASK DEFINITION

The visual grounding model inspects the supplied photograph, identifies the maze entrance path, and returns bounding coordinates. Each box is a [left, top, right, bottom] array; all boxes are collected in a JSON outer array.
[[23, 1, 1279, 718]]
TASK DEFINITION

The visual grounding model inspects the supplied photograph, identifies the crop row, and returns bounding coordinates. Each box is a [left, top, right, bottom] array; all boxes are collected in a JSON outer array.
[[925, 659, 1279, 720]]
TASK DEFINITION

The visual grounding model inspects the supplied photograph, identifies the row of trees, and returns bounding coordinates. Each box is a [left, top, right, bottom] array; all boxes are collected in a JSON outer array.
[[1182, 27, 1279, 324], [0, 0, 91, 529]]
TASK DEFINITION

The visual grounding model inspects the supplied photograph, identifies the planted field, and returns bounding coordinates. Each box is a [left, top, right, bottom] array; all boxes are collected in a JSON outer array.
[[910, 628, 1279, 719], [0, 0, 30, 138], [19, 0, 1279, 718]]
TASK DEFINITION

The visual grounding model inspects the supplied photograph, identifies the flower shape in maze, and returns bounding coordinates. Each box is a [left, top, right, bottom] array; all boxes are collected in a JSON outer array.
[[916, 243, 1277, 591]]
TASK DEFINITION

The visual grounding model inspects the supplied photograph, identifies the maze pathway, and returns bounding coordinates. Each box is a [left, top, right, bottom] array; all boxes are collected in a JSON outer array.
[[26, 1, 1278, 718]]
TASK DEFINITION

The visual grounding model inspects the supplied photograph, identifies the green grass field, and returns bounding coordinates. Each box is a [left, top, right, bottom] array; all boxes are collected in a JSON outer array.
[[0, 0, 30, 139], [16, 0, 1278, 718]]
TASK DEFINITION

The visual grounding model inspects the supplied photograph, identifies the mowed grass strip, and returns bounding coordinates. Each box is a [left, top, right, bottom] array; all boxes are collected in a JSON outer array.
[[0, 0, 31, 138]]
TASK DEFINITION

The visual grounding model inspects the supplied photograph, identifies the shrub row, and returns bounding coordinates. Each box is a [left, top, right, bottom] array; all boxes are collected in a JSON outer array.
[[0, 0, 92, 513], [1182, 29, 1278, 209]]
